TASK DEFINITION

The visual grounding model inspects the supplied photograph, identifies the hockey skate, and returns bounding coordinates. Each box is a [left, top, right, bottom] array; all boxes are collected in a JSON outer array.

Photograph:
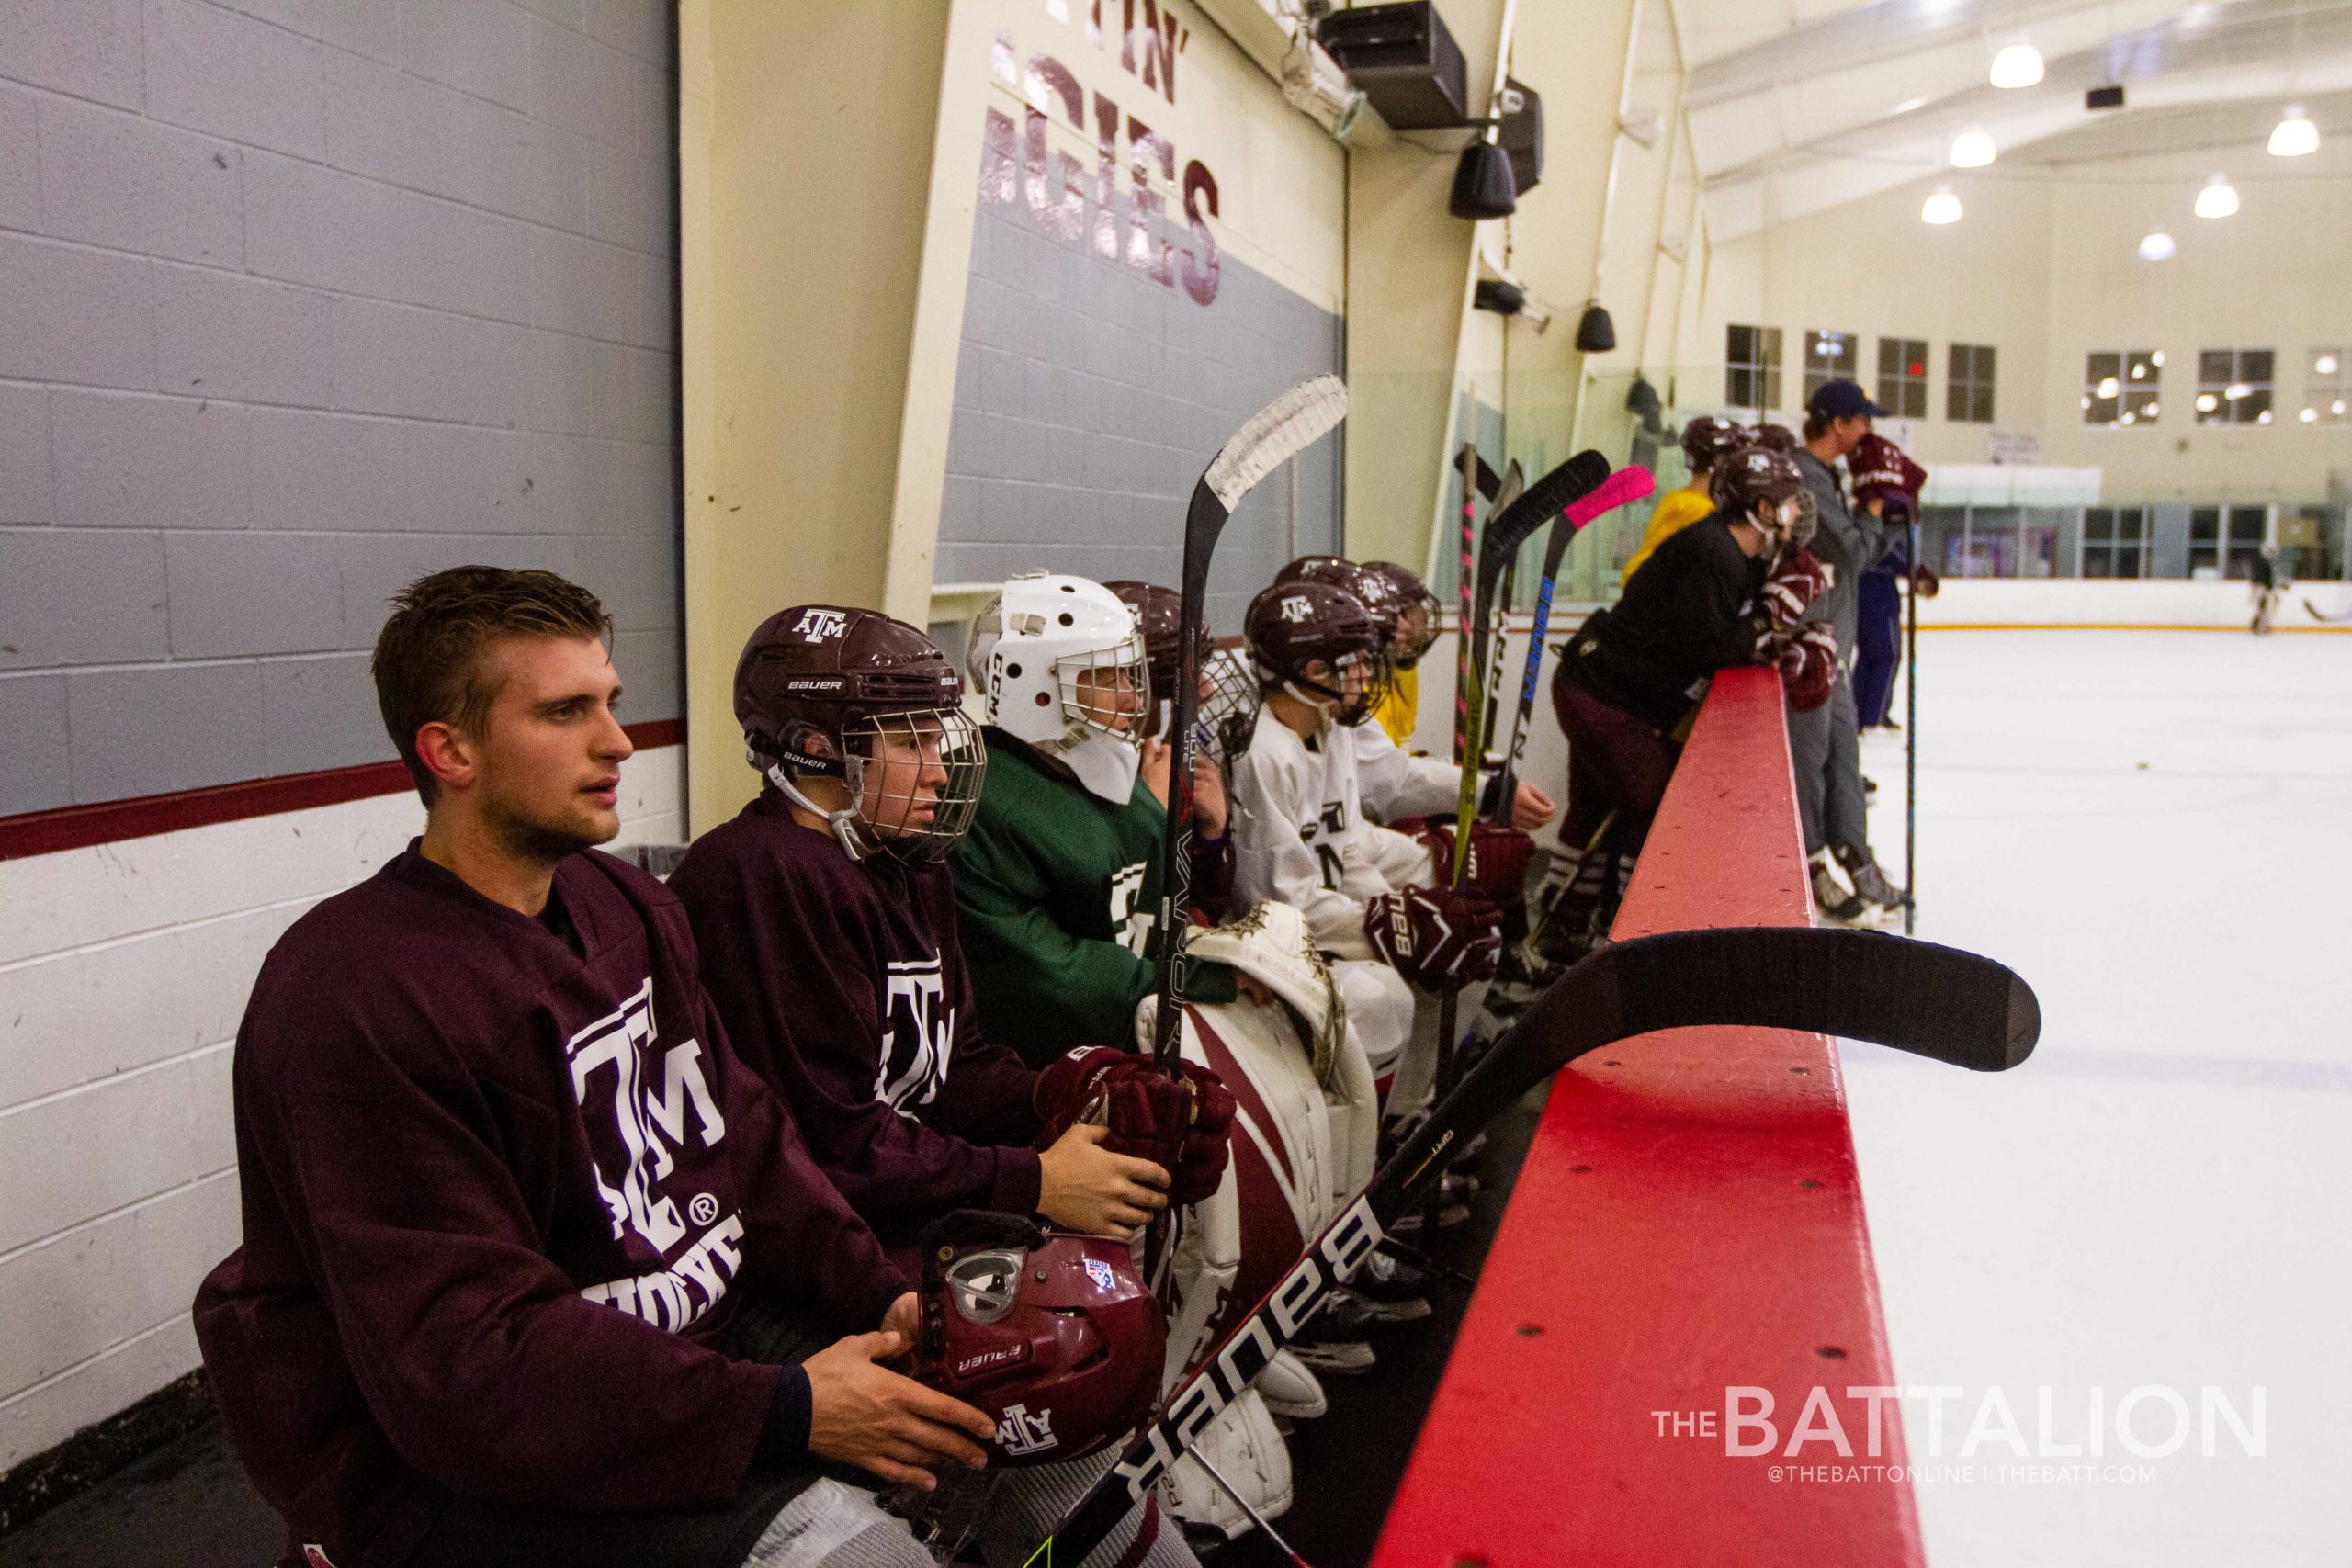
[[1288, 1287, 1378, 1373], [1809, 848, 1871, 926], [1835, 844, 1912, 927], [1252, 1348, 1329, 1421]]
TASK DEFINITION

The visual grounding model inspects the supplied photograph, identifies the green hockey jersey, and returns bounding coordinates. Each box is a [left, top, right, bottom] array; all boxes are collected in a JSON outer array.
[[952, 728, 1236, 1065]]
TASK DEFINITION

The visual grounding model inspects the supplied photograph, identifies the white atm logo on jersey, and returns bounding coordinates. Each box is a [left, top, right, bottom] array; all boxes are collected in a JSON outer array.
[[567, 978, 743, 1332], [880, 958, 956, 1111]]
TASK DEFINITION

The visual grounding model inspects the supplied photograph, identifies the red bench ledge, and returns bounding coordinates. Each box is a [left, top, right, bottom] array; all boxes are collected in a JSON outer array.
[[1370, 666, 1923, 1567]]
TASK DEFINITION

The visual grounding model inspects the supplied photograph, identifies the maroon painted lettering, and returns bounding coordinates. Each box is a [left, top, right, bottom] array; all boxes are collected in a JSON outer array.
[[1091, 90, 1124, 263], [1182, 159, 1220, 305], [1024, 56, 1087, 242], [979, 106, 1017, 207]]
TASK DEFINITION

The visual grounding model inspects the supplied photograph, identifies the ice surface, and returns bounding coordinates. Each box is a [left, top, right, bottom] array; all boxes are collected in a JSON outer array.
[[1842, 629, 2352, 1567]]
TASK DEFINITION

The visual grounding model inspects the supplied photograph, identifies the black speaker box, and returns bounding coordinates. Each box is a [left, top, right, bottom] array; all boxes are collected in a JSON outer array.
[[1498, 77, 1542, 194], [1317, 3, 1468, 130]]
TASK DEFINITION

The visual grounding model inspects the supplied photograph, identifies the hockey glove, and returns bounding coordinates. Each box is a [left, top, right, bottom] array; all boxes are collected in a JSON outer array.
[[1761, 545, 1832, 633], [1779, 619, 1839, 713], [1363, 886, 1504, 991], [1849, 433, 1928, 512], [1416, 819, 1538, 907], [1032, 1047, 1235, 1205]]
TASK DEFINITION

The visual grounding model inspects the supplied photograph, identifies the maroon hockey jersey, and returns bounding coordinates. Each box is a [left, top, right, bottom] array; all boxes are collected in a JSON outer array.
[[192, 847, 908, 1567], [670, 793, 1044, 1247]]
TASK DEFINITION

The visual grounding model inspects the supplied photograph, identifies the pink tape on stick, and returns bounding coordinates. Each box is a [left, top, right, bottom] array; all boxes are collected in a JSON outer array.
[[1565, 464, 1657, 526]]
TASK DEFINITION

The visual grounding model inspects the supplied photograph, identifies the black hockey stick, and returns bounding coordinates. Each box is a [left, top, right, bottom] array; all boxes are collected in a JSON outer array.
[[1905, 513, 1921, 936], [1149, 375, 1349, 1077], [2303, 596, 2352, 624], [1023, 924, 2040, 1565], [1493, 463, 1655, 818]]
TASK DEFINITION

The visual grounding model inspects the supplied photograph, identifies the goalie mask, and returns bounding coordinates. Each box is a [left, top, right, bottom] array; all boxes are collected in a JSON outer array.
[[969, 574, 1149, 804], [1103, 579, 1260, 772], [1245, 577, 1390, 728], [914, 1212, 1166, 1468], [733, 605, 985, 865]]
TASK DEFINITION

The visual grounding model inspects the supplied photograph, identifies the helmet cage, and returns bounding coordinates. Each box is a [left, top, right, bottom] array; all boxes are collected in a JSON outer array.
[[1281, 644, 1392, 728], [763, 705, 986, 866], [1046, 626, 1151, 751], [1197, 646, 1261, 768]]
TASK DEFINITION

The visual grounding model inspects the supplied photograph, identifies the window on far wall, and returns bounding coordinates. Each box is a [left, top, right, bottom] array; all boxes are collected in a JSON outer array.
[[2081, 507, 2150, 578], [2301, 347, 2349, 424], [2083, 350, 2162, 426], [1948, 343, 1996, 423], [1876, 338, 1928, 418], [2188, 506, 2268, 578], [1726, 324, 1782, 411], [1803, 330, 1855, 401], [2196, 348, 2274, 425]]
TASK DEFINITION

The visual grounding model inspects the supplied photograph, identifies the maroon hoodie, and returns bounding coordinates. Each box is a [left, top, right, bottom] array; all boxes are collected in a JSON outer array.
[[192, 846, 908, 1567], [669, 793, 1044, 1249]]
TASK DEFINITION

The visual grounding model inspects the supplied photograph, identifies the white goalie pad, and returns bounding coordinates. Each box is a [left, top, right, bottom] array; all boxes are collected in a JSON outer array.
[[1161, 1386, 1295, 1540]]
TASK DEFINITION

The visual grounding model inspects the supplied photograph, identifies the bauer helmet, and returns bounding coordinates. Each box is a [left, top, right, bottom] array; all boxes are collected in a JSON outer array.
[[968, 574, 1148, 804], [1361, 559, 1442, 670], [914, 1212, 1166, 1468], [1712, 447, 1808, 547], [1103, 579, 1261, 770], [1679, 414, 1749, 476], [733, 606, 985, 865], [1245, 577, 1388, 728], [1747, 422, 1802, 456], [1274, 556, 1408, 647]]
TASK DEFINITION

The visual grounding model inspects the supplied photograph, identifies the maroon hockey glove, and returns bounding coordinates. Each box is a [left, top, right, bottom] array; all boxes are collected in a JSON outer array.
[[1363, 886, 1504, 990], [1762, 545, 1831, 633], [1779, 619, 1838, 713], [1416, 819, 1538, 906], [1849, 433, 1928, 511], [1033, 1047, 1235, 1203]]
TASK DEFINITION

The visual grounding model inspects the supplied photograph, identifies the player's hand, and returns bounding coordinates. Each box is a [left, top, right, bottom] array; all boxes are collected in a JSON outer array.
[[1192, 754, 1227, 838], [1140, 737, 1172, 807], [1036, 1122, 1169, 1238], [803, 1327, 996, 1490], [1510, 782, 1556, 831], [881, 1292, 921, 1344]]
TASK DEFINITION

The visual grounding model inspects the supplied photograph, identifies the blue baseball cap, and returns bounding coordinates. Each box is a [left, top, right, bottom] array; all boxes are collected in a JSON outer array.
[[1808, 379, 1890, 420]]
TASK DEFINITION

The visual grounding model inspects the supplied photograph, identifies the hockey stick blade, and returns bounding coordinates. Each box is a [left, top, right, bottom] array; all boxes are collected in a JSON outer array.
[[1474, 453, 1503, 503], [1203, 374, 1348, 513], [1475, 450, 1611, 614], [1563, 463, 1655, 527], [2303, 596, 2352, 625], [1028, 926, 2037, 1564], [1488, 457, 1524, 513]]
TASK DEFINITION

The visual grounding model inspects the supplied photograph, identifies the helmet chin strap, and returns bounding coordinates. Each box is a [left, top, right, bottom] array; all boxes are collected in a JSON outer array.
[[763, 756, 876, 863], [1283, 679, 1340, 727]]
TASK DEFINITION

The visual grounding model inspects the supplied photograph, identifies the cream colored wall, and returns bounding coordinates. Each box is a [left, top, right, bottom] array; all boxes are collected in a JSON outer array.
[[1701, 135, 2352, 502]]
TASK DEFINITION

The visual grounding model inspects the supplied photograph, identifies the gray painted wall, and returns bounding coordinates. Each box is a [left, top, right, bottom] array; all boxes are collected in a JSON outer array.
[[938, 195, 1343, 636], [0, 0, 679, 818]]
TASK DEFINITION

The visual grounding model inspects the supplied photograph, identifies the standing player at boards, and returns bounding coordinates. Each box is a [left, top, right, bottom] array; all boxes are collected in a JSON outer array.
[[193, 568, 1001, 1568], [668, 605, 1231, 1566], [950, 574, 1239, 1065]]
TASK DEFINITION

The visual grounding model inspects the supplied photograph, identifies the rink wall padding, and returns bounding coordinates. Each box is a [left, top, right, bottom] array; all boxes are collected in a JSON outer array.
[[1370, 667, 1925, 1568]]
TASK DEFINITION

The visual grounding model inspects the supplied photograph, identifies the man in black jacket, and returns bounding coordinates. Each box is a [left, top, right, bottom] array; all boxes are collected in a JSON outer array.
[[1532, 448, 1803, 959]]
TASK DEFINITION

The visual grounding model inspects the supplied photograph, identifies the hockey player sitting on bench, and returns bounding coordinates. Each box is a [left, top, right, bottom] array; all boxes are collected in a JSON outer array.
[[192, 568, 1001, 1568], [669, 604, 1238, 1564]]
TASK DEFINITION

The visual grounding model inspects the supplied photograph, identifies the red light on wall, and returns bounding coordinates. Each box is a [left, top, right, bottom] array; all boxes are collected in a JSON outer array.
[[1908, 361, 1924, 376]]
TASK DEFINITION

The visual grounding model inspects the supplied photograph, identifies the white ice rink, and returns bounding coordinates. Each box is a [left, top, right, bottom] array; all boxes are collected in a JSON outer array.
[[1841, 629, 2352, 1567]]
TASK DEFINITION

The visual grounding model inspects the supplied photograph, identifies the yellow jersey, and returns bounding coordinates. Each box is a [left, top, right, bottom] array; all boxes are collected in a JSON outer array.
[[1619, 485, 1715, 587], [1373, 662, 1419, 746]]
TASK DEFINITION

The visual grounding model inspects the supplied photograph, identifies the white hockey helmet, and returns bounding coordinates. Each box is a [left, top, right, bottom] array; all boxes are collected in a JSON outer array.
[[967, 573, 1150, 804]]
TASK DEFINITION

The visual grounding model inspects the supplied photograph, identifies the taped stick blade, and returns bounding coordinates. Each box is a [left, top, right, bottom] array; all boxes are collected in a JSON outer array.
[[1491, 458, 1525, 513], [1565, 464, 1656, 526], [1204, 374, 1348, 512], [1478, 450, 1611, 600]]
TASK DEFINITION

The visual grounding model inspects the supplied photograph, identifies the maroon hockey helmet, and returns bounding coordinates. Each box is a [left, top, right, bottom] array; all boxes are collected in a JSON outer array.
[[913, 1212, 1166, 1468], [1679, 414, 1749, 476], [1360, 559, 1442, 669], [1747, 422, 1802, 456], [1711, 447, 1807, 539], [1104, 579, 1261, 766], [1274, 556, 1408, 645], [733, 605, 986, 864], [1245, 578, 1389, 727]]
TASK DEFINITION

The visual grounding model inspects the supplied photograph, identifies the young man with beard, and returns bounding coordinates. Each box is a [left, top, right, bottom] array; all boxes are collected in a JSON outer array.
[[193, 568, 1000, 1568], [668, 605, 1230, 1566]]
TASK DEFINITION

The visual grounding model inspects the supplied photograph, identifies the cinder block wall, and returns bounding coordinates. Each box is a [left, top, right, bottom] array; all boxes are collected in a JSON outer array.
[[0, 0, 680, 1468], [0, 0, 680, 818]]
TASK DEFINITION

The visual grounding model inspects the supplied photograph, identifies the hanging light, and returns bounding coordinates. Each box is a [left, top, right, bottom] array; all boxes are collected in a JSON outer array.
[[2193, 173, 2239, 219], [2138, 227, 2177, 260], [1921, 183, 1963, 224], [2268, 105, 2320, 157], [1949, 127, 1997, 167], [1990, 40, 2044, 89]]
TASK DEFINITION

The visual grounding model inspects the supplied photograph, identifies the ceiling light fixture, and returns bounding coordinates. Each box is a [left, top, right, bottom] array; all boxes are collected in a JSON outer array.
[[1990, 40, 2044, 89], [2317, 355, 2340, 375], [2193, 174, 2239, 219], [2138, 228, 2176, 260], [1921, 183, 1963, 224], [2268, 106, 2320, 157], [1950, 128, 1997, 167]]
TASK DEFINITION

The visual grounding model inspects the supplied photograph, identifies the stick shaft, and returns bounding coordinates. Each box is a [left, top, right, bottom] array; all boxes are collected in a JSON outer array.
[[1904, 517, 1919, 937]]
